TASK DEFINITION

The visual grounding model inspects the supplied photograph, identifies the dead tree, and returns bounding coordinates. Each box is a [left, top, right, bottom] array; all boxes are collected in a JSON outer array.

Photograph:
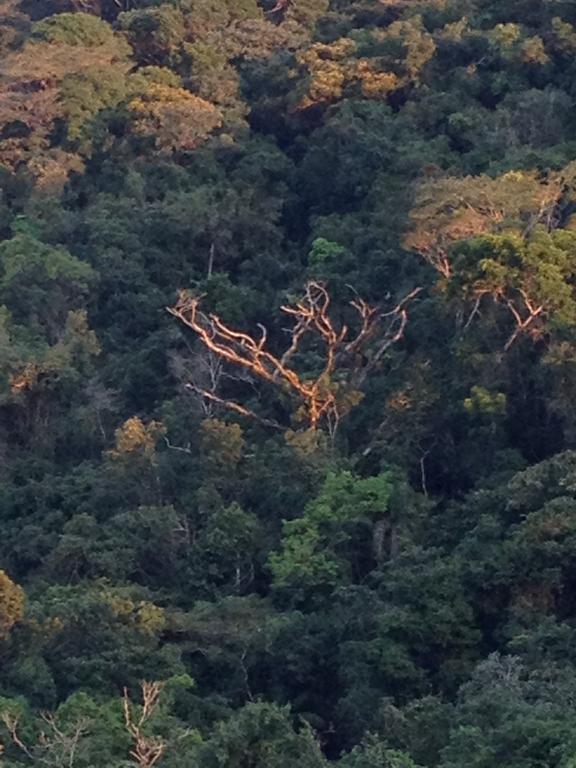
[[502, 289, 547, 351], [463, 284, 548, 352], [123, 682, 166, 768], [1, 683, 170, 768], [168, 281, 420, 435], [1, 710, 89, 767]]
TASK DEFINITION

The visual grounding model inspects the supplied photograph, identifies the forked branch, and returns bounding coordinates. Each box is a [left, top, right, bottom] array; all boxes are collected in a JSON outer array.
[[1, 710, 89, 766], [123, 682, 166, 768], [168, 281, 420, 431]]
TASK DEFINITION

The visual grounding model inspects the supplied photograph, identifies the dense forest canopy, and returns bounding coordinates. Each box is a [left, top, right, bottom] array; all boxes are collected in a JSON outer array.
[[3, 0, 576, 764]]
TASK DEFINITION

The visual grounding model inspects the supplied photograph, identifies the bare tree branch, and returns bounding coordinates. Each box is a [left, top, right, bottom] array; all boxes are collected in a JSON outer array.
[[123, 682, 166, 768], [168, 282, 420, 433]]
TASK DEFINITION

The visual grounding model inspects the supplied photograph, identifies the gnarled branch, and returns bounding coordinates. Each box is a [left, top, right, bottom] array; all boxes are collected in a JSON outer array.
[[123, 682, 166, 768], [168, 281, 420, 432]]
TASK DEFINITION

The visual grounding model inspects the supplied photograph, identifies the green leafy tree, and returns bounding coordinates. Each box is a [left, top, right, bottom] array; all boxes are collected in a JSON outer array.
[[20, 584, 184, 696], [0, 233, 94, 341], [269, 471, 393, 602], [449, 229, 576, 349], [196, 701, 327, 768], [440, 654, 576, 768], [118, 5, 185, 65], [59, 66, 129, 145], [31, 13, 118, 45], [339, 737, 421, 768]]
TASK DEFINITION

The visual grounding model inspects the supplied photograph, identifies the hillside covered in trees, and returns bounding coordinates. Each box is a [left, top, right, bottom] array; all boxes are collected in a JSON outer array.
[[3, 0, 576, 764]]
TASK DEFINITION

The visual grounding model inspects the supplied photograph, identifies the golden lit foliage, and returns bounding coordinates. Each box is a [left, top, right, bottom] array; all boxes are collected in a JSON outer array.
[[551, 16, 576, 56], [284, 427, 329, 462], [108, 416, 166, 460], [488, 23, 549, 66], [296, 38, 355, 109], [464, 385, 507, 417], [374, 15, 436, 82], [0, 29, 129, 171], [405, 170, 576, 349], [353, 60, 399, 99], [0, 570, 24, 640], [200, 418, 245, 467], [295, 16, 434, 110], [25, 150, 86, 192], [405, 171, 564, 277], [181, 10, 301, 126], [105, 590, 166, 637], [1, 36, 128, 81], [128, 82, 222, 152]]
